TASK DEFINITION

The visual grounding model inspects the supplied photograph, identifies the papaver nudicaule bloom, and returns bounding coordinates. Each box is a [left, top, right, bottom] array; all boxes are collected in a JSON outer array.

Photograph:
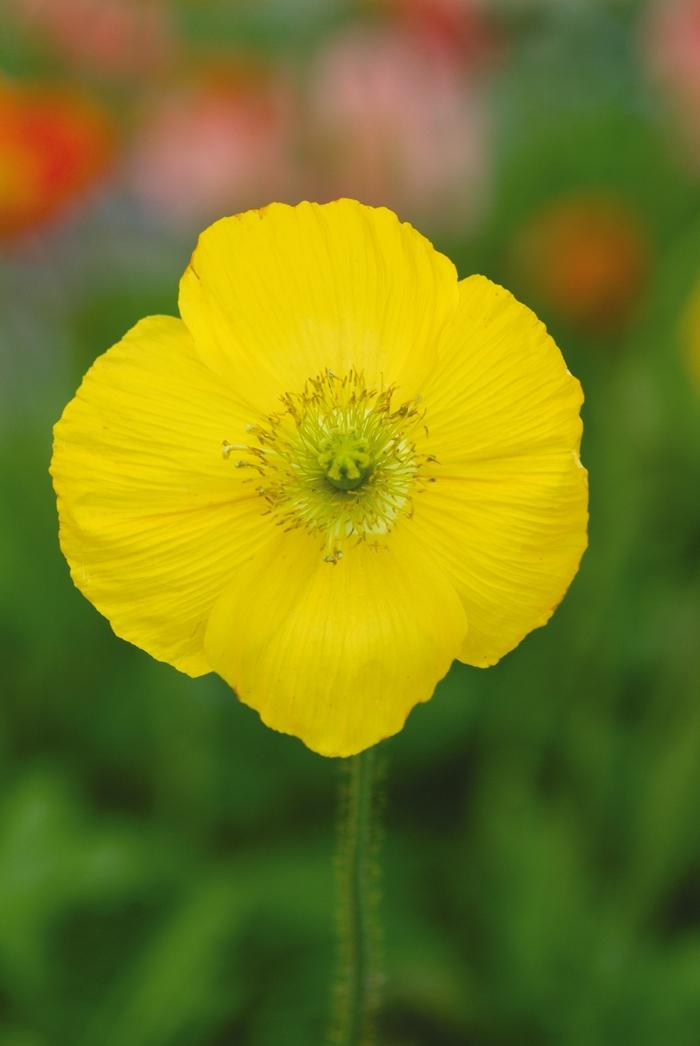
[[51, 200, 588, 757]]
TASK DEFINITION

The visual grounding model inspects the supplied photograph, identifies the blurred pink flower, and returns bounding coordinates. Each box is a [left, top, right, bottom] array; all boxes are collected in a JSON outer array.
[[126, 71, 299, 227], [644, 0, 700, 165], [306, 27, 489, 232], [7, 0, 175, 81]]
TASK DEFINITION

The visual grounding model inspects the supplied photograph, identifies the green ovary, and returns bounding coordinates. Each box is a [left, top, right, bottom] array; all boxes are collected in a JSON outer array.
[[319, 433, 373, 491]]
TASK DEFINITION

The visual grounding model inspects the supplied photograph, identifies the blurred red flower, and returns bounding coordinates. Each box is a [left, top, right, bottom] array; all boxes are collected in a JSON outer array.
[[373, 0, 496, 66], [306, 26, 489, 232], [7, 0, 175, 81], [512, 195, 650, 335], [0, 81, 114, 239], [126, 69, 298, 227]]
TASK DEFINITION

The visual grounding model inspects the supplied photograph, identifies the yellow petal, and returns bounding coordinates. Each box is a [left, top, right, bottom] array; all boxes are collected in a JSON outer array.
[[178, 200, 458, 412], [204, 526, 468, 757], [51, 315, 274, 675], [416, 276, 588, 666]]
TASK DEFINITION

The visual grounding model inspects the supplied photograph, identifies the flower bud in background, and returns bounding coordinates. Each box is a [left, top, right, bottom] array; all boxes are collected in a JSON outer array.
[[511, 194, 650, 336], [125, 68, 299, 230], [305, 26, 489, 234], [0, 80, 114, 240]]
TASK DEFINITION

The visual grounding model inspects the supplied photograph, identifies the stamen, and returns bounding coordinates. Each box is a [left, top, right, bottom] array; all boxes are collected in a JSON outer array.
[[222, 440, 249, 459], [224, 369, 433, 560]]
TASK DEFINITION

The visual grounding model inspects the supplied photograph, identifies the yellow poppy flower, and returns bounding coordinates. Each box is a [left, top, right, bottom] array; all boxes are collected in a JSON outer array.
[[51, 200, 588, 757]]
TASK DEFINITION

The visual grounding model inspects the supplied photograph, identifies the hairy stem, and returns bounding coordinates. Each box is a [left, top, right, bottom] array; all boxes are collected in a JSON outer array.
[[329, 748, 385, 1046]]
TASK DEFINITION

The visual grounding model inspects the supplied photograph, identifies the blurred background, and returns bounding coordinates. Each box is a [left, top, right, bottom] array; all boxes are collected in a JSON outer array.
[[2, 0, 700, 1043]]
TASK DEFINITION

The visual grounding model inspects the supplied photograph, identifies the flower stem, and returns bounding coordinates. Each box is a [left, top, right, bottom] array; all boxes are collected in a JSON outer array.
[[329, 748, 384, 1046]]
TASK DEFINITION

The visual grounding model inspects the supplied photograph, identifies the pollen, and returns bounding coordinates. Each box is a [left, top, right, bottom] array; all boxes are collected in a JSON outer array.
[[228, 369, 428, 562]]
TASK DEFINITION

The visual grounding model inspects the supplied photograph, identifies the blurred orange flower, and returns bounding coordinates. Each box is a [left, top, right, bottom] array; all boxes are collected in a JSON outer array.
[[0, 81, 114, 239], [6, 0, 175, 81], [306, 27, 488, 232], [126, 69, 298, 227], [512, 195, 650, 334]]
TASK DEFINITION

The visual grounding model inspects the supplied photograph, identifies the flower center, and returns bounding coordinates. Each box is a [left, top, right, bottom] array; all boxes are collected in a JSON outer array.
[[319, 431, 372, 491], [224, 369, 432, 563]]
